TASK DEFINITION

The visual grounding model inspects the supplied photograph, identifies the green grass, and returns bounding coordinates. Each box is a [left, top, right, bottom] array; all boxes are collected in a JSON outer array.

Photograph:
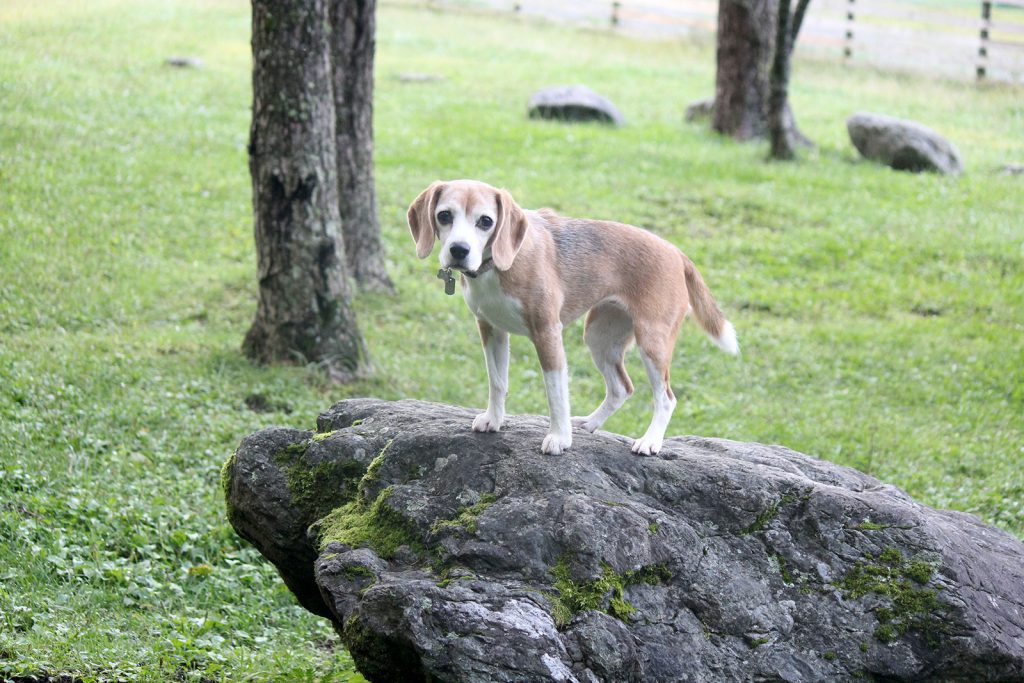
[[1, 0, 1022, 679]]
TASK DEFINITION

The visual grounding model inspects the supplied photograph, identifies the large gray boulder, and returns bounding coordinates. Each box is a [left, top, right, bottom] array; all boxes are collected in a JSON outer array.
[[847, 112, 964, 175], [528, 85, 625, 126], [224, 398, 1024, 682]]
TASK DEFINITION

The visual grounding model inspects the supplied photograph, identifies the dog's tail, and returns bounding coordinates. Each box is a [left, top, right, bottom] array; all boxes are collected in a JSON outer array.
[[684, 257, 739, 355]]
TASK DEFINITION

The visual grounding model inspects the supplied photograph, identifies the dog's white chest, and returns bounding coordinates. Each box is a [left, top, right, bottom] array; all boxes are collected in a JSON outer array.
[[463, 271, 529, 336]]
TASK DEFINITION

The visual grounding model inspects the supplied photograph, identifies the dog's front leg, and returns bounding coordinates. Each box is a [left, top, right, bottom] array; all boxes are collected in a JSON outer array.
[[473, 319, 509, 433], [532, 321, 572, 455]]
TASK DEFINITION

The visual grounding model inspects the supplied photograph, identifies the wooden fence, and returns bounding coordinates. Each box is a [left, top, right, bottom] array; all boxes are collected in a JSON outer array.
[[825, 0, 1024, 82], [410, 0, 1024, 83]]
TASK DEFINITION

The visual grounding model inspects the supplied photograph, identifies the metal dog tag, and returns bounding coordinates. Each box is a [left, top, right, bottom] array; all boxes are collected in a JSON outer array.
[[437, 268, 456, 295]]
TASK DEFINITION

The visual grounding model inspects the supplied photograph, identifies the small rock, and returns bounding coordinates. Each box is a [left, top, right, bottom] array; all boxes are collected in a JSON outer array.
[[1001, 163, 1024, 175], [164, 56, 204, 69], [911, 303, 943, 318], [244, 392, 292, 414], [847, 112, 963, 175], [396, 71, 444, 83], [528, 85, 625, 126], [684, 97, 714, 123]]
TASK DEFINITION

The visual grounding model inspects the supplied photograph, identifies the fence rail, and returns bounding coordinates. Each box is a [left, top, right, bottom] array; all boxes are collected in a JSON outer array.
[[407, 0, 1024, 84]]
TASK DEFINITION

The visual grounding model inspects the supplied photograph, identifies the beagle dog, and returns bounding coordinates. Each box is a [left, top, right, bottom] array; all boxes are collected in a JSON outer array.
[[407, 179, 738, 456]]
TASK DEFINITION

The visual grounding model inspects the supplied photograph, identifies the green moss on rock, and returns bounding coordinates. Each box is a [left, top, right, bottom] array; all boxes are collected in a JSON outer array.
[[342, 564, 377, 581], [357, 438, 394, 498], [904, 559, 935, 585], [627, 564, 673, 585], [220, 450, 236, 502], [836, 546, 947, 645], [435, 566, 476, 589], [771, 553, 795, 584], [738, 493, 797, 535], [311, 429, 339, 442], [269, 437, 367, 522], [547, 558, 672, 627], [317, 487, 424, 559], [274, 439, 310, 461], [430, 493, 498, 535]]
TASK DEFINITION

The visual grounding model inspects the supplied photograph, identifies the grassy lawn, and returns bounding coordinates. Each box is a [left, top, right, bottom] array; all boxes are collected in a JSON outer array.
[[1, 0, 1022, 680]]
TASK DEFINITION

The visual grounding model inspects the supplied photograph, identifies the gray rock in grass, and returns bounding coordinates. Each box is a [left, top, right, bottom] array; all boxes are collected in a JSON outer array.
[[847, 112, 964, 175], [164, 56, 204, 69], [684, 97, 715, 123], [225, 398, 1024, 682], [396, 71, 445, 83], [528, 85, 625, 126]]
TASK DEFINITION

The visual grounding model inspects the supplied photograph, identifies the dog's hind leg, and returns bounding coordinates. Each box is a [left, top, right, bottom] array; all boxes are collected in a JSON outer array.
[[572, 303, 635, 433], [631, 325, 678, 456]]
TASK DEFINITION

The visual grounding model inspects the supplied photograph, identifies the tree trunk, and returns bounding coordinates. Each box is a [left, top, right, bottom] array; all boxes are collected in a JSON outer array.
[[328, 0, 394, 293], [713, 0, 812, 149], [244, 0, 370, 382], [768, 0, 796, 159], [713, 0, 778, 140], [768, 0, 814, 159]]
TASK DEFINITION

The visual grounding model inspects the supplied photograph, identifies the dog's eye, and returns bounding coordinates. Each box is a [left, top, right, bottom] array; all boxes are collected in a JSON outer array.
[[437, 210, 453, 225], [477, 216, 494, 230]]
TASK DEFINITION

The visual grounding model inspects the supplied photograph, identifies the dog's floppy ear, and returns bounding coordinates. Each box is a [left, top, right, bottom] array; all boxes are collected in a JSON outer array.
[[407, 181, 445, 259], [491, 188, 529, 271]]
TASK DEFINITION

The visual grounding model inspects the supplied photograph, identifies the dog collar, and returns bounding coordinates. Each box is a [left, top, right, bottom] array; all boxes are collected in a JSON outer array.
[[463, 258, 494, 279], [437, 258, 494, 296]]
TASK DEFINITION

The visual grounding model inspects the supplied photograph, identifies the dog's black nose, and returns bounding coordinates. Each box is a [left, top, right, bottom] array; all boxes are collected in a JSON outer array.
[[449, 243, 470, 261]]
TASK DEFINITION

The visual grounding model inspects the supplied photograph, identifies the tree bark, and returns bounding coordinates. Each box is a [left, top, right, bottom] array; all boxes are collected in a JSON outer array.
[[768, 0, 796, 159], [244, 0, 370, 382], [768, 0, 813, 159], [713, 0, 778, 140], [328, 0, 394, 293], [790, 0, 811, 39], [713, 0, 813, 150]]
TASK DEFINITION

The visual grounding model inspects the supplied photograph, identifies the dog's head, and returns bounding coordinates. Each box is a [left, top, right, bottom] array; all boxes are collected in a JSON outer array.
[[407, 180, 529, 274]]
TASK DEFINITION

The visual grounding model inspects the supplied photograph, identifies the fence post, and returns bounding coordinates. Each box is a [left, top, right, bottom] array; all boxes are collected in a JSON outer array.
[[611, 1, 621, 27], [844, 0, 855, 60], [977, 1, 992, 80]]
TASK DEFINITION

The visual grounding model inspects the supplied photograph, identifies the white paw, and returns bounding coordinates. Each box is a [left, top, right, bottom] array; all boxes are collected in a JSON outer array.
[[472, 412, 503, 433], [631, 435, 662, 456], [571, 416, 600, 434], [541, 432, 572, 455]]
